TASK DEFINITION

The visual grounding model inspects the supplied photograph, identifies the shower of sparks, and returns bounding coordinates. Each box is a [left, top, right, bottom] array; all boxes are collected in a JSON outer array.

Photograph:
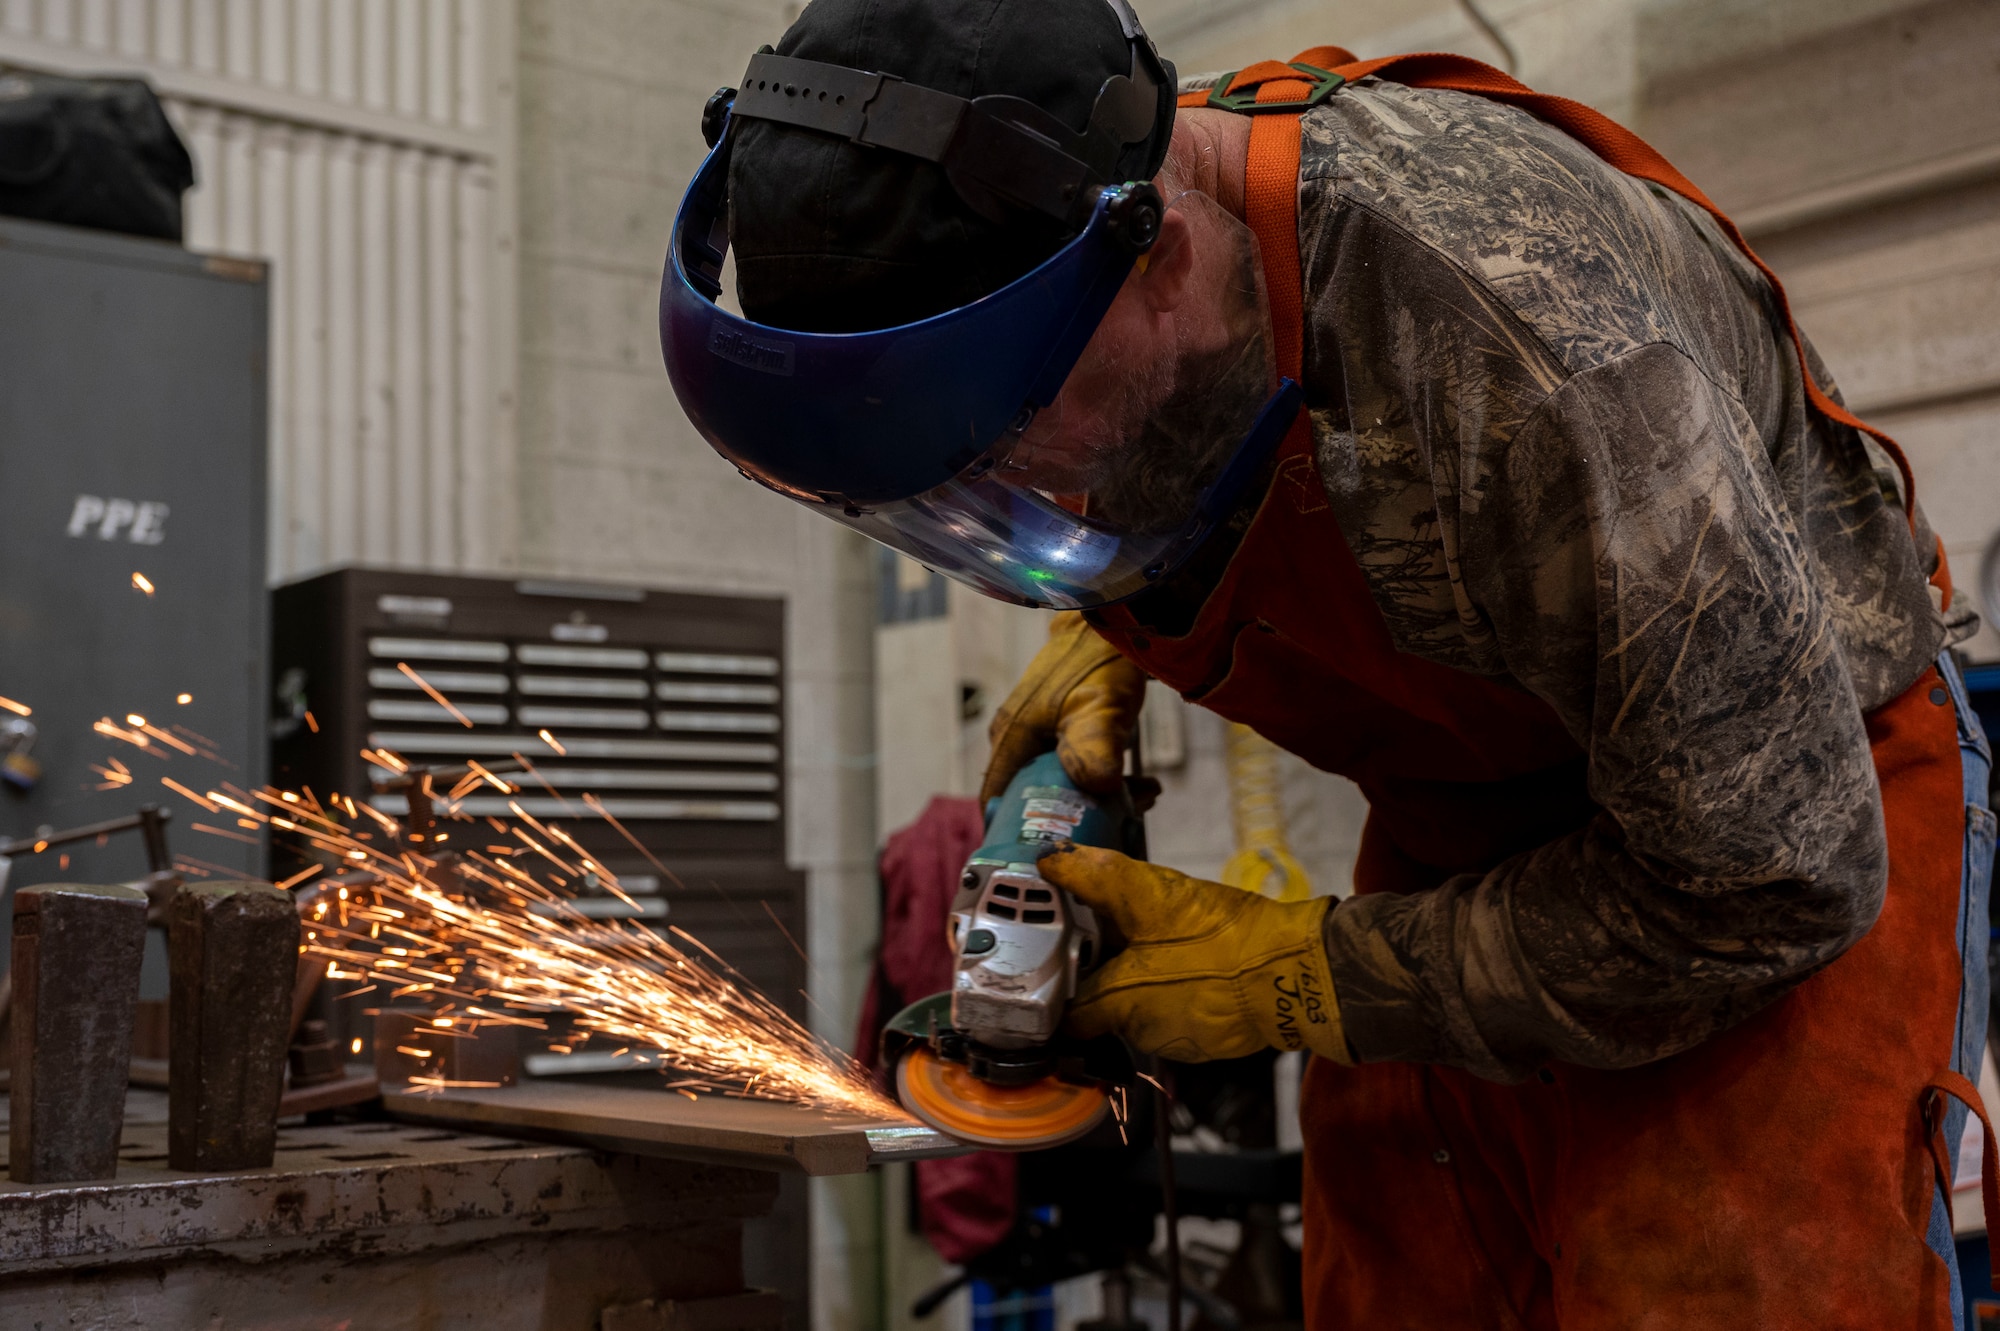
[[0, 696, 28, 716], [131, 572, 155, 595], [90, 714, 902, 1122], [296, 803, 897, 1117]]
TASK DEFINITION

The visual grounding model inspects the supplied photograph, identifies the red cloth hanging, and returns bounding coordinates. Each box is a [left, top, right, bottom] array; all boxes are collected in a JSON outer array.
[[856, 795, 1018, 1265]]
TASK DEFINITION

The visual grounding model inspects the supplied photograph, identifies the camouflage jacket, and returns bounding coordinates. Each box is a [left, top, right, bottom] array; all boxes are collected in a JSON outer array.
[[1275, 80, 1971, 1081]]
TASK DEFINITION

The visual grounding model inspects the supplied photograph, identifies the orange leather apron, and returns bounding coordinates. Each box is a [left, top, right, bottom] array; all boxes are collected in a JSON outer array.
[[1090, 51, 2000, 1327]]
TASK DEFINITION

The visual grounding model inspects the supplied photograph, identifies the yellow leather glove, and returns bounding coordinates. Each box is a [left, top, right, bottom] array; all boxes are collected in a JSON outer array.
[[979, 612, 1149, 805], [1041, 844, 1353, 1064]]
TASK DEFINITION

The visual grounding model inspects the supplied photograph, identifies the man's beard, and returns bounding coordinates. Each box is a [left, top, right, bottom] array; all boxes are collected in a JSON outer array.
[[1003, 199, 1276, 537], [1084, 326, 1274, 535]]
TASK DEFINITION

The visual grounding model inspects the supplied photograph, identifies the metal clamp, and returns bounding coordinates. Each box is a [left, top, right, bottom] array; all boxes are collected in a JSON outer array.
[[1205, 62, 1345, 114]]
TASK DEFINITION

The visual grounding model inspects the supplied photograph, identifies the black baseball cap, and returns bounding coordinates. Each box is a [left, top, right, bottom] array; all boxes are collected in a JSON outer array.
[[726, 0, 1176, 333]]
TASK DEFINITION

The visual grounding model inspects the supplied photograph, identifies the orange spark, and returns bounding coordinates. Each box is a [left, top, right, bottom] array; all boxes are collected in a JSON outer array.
[[275, 864, 324, 891], [95, 717, 161, 755], [397, 662, 473, 728], [131, 572, 155, 595], [162, 776, 220, 811], [465, 759, 514, 793], [0, 696, 28, 717], [582, 792, 683, 887], [407, 1077, 505, 1091], [362, 748, 410, 774], [192, 822, 263, 846], [134, 722, 196, 755], [91, 757, 134, 790], [537, 728, 566, 755], [509, 753, 578, 816]]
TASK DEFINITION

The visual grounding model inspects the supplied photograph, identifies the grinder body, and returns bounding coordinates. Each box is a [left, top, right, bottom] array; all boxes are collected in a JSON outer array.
[[885, 751, 1142, 1148], [951, 750, 1132, 1049]]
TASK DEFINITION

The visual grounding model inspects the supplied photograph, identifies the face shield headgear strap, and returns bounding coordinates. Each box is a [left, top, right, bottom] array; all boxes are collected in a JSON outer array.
[[711, 0, 1175, 231]]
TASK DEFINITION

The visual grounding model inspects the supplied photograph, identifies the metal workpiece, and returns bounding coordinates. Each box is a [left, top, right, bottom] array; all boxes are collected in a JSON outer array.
[[8, 882, 148, 1184], [168, 882, 300, 1172], [381, 1081, 964, 1176]]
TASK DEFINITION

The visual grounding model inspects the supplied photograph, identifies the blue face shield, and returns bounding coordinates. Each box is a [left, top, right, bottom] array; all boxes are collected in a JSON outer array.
[[660, 88, 1302, 610]]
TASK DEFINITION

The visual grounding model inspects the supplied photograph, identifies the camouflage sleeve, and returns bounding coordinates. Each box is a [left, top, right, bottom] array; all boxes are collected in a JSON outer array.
[[1320, 342, 1891, 1082]]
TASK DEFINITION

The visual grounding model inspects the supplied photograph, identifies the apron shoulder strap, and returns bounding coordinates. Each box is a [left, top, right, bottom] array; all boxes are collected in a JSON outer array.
[[1176, 61, 1335, 382], [1182, 49, 1920, 525]]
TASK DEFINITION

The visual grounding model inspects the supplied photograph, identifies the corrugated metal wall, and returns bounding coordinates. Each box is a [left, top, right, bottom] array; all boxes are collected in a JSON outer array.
[[0, 0, 519, 583]]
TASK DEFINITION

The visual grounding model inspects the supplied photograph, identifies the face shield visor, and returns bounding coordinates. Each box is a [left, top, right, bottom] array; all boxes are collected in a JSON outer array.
[[660, 31, 1303, 610]]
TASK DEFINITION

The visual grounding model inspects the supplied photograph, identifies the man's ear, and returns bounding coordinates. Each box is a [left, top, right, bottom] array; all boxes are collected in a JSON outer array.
[[1137, 206, 1196, 314]]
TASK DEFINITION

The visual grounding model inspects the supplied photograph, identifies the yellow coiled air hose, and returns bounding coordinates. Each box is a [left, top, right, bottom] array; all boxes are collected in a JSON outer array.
[[1219, 722, 1312, 903]]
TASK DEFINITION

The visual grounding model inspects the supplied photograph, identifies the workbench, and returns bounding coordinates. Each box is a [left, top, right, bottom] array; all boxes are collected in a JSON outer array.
[[0, 1089, 790, 1330]]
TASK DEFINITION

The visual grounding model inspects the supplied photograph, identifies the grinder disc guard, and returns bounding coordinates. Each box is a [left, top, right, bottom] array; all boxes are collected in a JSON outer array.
[[895, 1045, 1111, 1149], [882, 994, 1129, 1150]]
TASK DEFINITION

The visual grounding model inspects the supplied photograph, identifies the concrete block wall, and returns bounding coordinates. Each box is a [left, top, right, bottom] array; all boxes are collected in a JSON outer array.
[[515, 4, 881, 1329]]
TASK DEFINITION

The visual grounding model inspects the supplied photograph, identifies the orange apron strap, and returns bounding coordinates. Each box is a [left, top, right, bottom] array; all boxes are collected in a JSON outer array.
[[1925, 1069, 1999, 1285], [1175, 59, 1325, 380], [1321, 50, 1918, 526], [1242, 75, 1312, 381]]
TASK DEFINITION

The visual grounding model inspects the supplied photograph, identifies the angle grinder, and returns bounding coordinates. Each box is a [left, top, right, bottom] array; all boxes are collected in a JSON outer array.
[[882, 750, 1143, 1150]]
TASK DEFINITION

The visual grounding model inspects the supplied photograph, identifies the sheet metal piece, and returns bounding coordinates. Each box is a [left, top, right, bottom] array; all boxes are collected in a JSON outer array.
[[381, 1082, 965, 1176]]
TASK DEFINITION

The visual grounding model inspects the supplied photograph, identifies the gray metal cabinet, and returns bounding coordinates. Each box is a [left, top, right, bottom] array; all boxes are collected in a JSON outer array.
[[0, 216, 268, 906]]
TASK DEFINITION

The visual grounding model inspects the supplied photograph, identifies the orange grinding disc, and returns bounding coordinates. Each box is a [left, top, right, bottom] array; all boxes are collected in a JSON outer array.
[[895, 1045, 1111, 1150]]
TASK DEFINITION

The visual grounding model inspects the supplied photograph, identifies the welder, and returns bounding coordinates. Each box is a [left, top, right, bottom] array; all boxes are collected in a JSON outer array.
[[658, 0, 1996, 1323]]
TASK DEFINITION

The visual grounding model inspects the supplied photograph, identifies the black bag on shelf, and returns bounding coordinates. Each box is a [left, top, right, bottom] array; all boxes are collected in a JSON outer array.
[[0, 66, 194, 243]]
